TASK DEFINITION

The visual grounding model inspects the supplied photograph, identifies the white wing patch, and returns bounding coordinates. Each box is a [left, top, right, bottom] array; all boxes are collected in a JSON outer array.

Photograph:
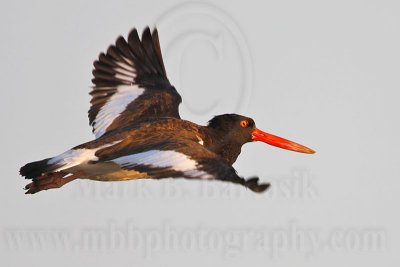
[[48, 141, 122, 172], [93, 85, 144, 138], [112, 150, 213, 179], [196, 135, 204, 146]]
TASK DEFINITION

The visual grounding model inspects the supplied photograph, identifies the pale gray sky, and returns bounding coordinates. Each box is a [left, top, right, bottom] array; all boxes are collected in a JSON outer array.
[[1, 0, 399, 266]]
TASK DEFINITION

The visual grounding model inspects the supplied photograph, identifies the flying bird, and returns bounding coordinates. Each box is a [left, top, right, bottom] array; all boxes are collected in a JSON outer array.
[[20, 27, 315, 194]]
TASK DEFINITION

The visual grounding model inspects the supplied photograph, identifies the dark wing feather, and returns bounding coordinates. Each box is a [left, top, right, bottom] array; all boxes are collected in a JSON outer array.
[[151, 28, 167, 75], [141, 28, 164, 76], [89, 27, 181, 138]]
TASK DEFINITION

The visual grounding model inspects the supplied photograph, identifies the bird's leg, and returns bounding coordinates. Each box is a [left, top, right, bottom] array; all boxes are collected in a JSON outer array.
[[25, 172, 82, 194]]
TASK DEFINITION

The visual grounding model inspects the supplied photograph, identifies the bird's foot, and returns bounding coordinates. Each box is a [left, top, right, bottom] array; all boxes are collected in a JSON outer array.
[[244, 177, 270, 193], [24, 172, 79, 194]]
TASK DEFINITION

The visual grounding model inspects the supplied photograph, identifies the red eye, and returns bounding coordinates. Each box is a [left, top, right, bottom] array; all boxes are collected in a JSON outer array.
[[240, 120, 249, 128]]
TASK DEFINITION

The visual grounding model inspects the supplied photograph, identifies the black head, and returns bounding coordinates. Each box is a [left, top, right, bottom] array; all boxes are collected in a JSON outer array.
[[205, 113, 315, 164], [207, 114, 256, 146]]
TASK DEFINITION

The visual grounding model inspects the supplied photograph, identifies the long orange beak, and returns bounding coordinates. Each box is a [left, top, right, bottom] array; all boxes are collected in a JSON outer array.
[[251, 128, 315, 154]]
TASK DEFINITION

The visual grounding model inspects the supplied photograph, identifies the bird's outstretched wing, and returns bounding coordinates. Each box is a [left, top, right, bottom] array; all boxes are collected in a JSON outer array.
[[94, 132, 270, 193], [89, 27, 182, 138]]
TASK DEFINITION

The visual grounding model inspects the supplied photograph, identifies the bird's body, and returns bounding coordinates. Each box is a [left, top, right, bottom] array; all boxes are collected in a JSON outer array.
[[20, 27, 314, 194]]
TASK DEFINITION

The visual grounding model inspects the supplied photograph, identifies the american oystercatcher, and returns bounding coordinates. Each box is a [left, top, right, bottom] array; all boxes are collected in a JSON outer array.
[[20, 27, 315, 194]]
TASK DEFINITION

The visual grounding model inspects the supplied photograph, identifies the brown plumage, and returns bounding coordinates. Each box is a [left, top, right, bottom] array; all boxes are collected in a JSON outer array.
[[20, 27, 315, 194]]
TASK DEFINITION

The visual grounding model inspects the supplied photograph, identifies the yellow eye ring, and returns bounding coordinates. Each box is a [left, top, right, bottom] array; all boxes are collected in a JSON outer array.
[[240, 120, 249, 128]]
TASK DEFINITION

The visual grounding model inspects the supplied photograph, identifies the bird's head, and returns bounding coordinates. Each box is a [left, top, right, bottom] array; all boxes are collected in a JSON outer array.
[[207, 114, 315, 154]]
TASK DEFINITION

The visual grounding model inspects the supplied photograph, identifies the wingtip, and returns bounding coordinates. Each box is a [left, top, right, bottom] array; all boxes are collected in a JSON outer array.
[[245, 177, 271, 193], [128, 27, 138, 38], [142, 26, 151, 38], [116, 35, 126, 44]]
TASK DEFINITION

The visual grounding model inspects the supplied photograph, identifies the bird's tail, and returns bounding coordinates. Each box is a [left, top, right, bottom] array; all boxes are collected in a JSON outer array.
[[20, 158, 78, 194], [20, 158, 52, 179]]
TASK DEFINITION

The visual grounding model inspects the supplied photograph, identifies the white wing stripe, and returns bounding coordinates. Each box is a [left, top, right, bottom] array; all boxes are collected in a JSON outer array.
[[93, 85, 145, 138], [120, 56, 134, 65], [49, 141, 122, 172], [114, 67, 136, 77], [115, 61, 135, 71], [112, 150, 213, 179], [115, 73, 134, 82]]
